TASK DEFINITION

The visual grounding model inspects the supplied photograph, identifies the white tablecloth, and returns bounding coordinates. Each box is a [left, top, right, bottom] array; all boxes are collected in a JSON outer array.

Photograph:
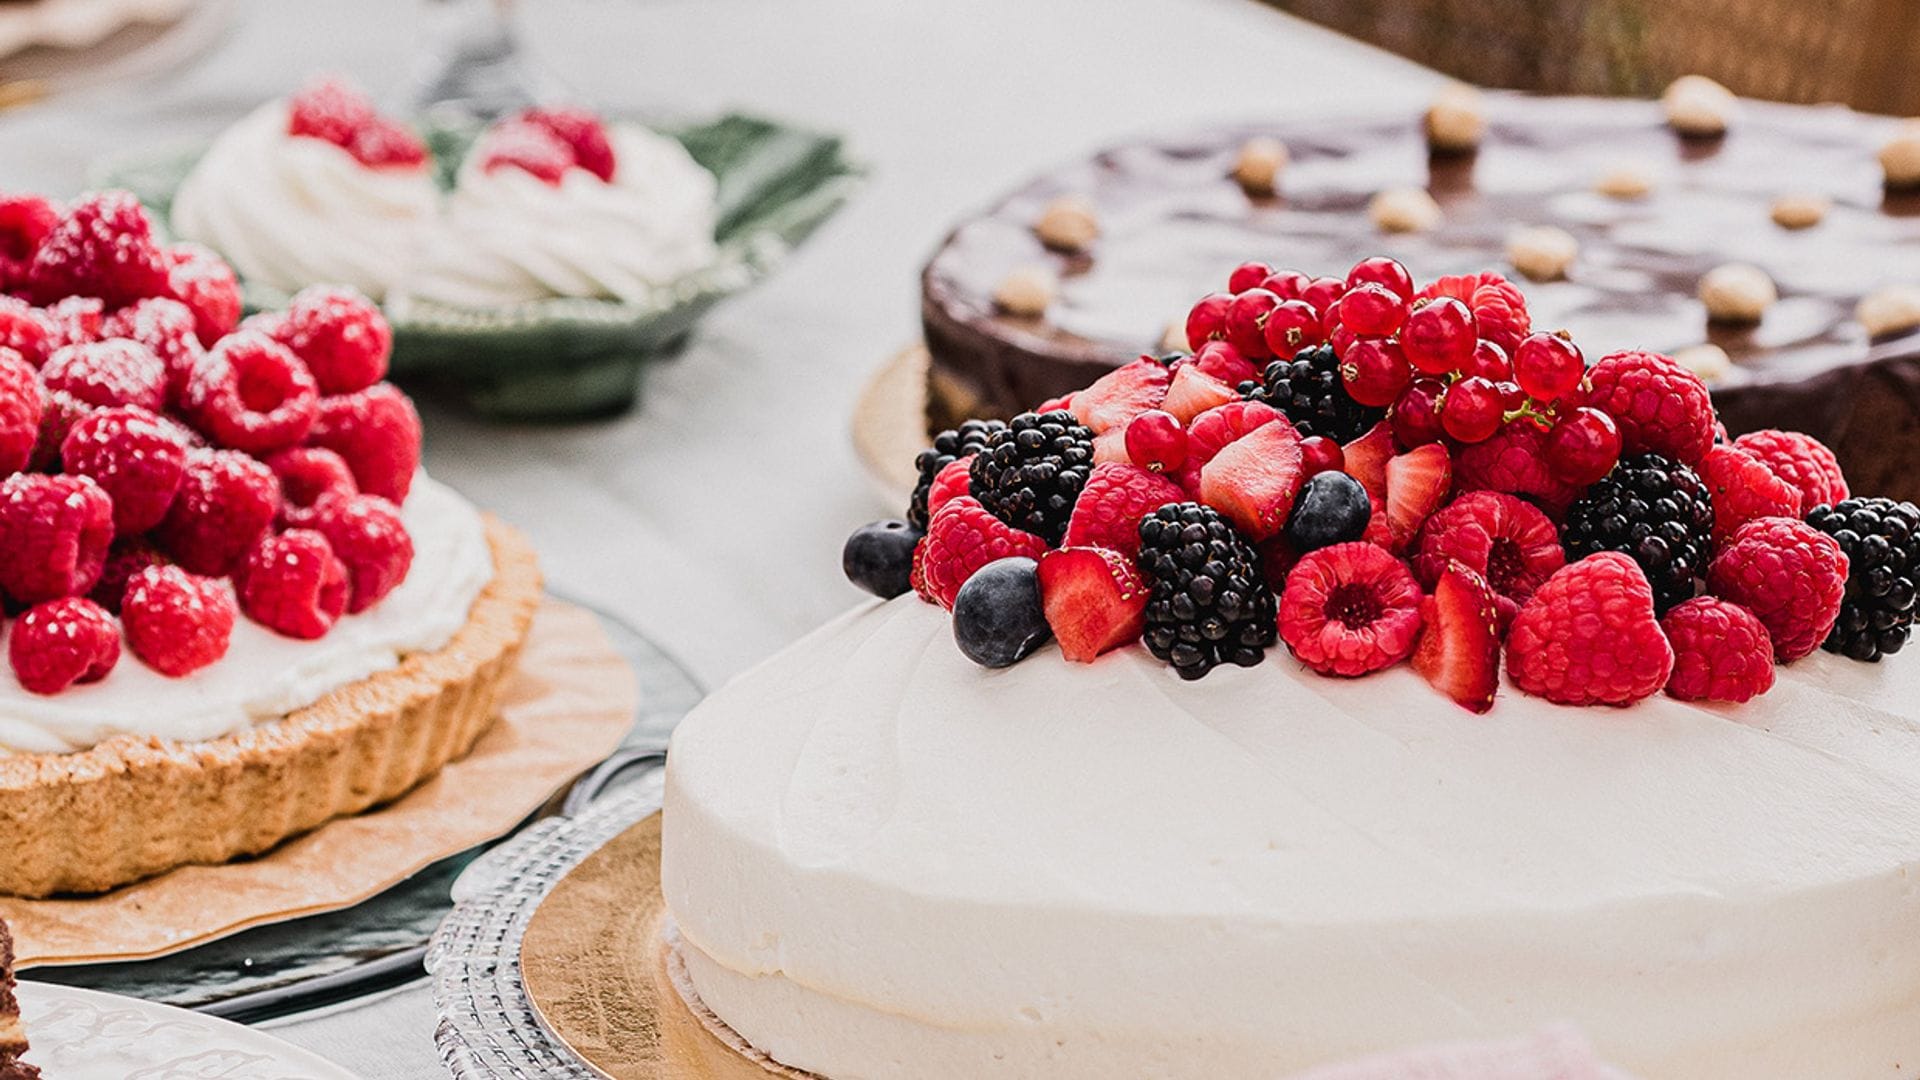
[[0, 1, 1441, 1074]]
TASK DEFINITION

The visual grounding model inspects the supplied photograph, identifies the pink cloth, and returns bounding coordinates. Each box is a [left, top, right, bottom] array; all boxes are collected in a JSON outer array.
[[1286, 1025, 1637, 1080]]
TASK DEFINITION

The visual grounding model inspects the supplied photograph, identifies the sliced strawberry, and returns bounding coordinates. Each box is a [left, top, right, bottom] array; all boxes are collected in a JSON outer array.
[[1199, 418, 1305, 542], [1342, 420, 1395, 502], [1036, 392, 1075, 413], [1160, 363, 1238, 423], [1062, 462, 1185, 561], [1190, 340, 1260, 386], [1091, 426, 1130, 464], [1037, 547, 1148, 662], [1070, 357, 1171, 434], [1384, 443, 1452, 552], [1186, 400, 1282, 470], [926, 456, 973, 520], [1413, 562, 1502, 713]]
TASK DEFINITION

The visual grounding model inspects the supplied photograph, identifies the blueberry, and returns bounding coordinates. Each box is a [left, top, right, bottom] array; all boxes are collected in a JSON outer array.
[[843, 519, 922, 599], [1284, 471, 1371, 553], [952, 556, 1050, 668]]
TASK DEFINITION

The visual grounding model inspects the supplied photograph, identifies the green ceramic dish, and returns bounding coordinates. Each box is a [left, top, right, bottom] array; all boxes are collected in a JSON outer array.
[[98, 113, 861, 420]]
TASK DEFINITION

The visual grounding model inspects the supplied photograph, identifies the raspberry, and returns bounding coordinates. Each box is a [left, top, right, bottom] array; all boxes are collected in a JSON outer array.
[[1507, 553, 1674, 706], [924, 456, 973, 523], [29, 387, 91, 472], [1410, 491, 1564, 628], [520, 106, 616, 182], [479, 120, 574, 184], [24, 191, 171, 308], [0, 193, 58, 288], [122, 564, 236, 676], [163, 243, 243, 347], [9, 596, 119, 694], [236, 528, 350, 639], [1697, 444, 1799, 544], [1705, 516, 1849, 662], [1277, 541, 1424, 676], [0, 473, 113, 605], [60, 405, 188, 535], [266, 445, 359, 528], [306, 492, 413, 612], [265, 285, 391, 394], [41, 296, 103, 349], [1583, 350, 1715, 465], [348, 117, 429, 168], [89, 539, 166, 612], [1731, 429, 1848, 515], [914, 495, 1048, 610], [0, 347, 42, 475], [1060, 462, 1185, 562], [1453, 419, 1580, 511], [41, 339, 167, 412], [0, 300, 54, 367], [1416, 272, 1530, 355], [154, 448, 282, 576], [306, 382, 422, 503], [287, 78, 374, 147], [1661, 597, 1776, 702], [181, 331, 320, 454], [100, 296, 205, 404]]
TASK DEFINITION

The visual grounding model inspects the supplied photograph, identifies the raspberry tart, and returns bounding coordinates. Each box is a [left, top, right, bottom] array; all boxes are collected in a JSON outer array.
[[0, 190, 539, 898], [666, 259, 1920, 1078], [0, 919, 31, 1079]]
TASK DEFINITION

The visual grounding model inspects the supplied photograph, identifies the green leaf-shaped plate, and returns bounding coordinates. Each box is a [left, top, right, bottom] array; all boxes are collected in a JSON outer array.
[[98, 113, 862, 420]]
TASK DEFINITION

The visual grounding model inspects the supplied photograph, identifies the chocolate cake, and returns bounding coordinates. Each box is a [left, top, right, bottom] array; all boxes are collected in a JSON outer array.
[[0, 920, 36, 1080], [921, 93, 1920, 503]]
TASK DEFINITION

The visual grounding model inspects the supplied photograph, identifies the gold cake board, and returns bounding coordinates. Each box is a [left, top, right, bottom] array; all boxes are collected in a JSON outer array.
[[850, 344, 932, 512]]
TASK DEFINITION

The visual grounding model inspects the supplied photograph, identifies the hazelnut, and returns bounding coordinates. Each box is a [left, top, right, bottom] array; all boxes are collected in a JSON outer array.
[[993, 265, 1056, 317], [1369, 186, 1442, 234], [1506, 225, 1579, 282], [1034, 196, 1099, 253], [1857, 284, 1920, 338], [1770, 193, 1829, 230], [1698, 262, 1776, 323], [1233, 136, 1289, 196], [1424, 83, 1486, 153], [1160, 320, 1191, 354], [1595, 164, 1655, 199], [1880, 121, 1920, 189], [1663, 74, 1737, 137], [1672, 343, 1732, 384]]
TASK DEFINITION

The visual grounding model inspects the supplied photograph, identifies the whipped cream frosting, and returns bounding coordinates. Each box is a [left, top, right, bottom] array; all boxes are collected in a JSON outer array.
[[663, 597, 1920, 1080], [0, 475, 492, 755], [400, 126, 719, 308], [171, 102, 440, 302]]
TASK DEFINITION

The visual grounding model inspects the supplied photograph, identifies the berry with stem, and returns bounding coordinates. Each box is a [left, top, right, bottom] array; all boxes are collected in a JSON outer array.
[[1440, 375, 1504, 443], [1125, 409, 1188, 474], [1338, 282, 1407, 336], [1224, 288, 1280, 358], [1341, 338, 1412, 407], [1185, 291, 1234, 347], [1261, 299, 1323, 358], [1545, 406, 1621, 486], [1514, 332, 1585, 402], [1391, 378, 1448, 447]]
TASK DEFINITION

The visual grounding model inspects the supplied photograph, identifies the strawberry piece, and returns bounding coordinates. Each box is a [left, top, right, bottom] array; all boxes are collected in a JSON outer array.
[[480, 120, 575, 184], [10, 596, 119, 693], [915, 495, 1049, 610], [1698, 444, 1800, 545], [1341, 420, 1394, 502], [1037, 547, 1149, 662], [926, 455, 974, 521], [1189, 341, 1259, 386], [1384, 442, 1452, 552], [1413, 562, 1502, 713], [1036, 392, 1075, 413], [521, 106, 617, 182], [1199, 418, 1304, 542], [1507, 553, 1674, 706], [1160, 363, 1237, 423], [288, 78, 375, 146], [1091, 426, 1130, 464], [1185, 400, 1282, 472], [122, 564, 235, 677], [349, 117, 429, 168], [1062, 462, 1185, 561], [1278, 541, 1425, 676], [1069, 357, 1172, 434]]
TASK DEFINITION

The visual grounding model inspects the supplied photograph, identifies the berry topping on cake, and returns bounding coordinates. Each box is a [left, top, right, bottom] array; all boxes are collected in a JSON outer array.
[[287, 78, 428, 169], [156, 448, 282, 576], [264, 285, 392, 395], [1562, 452, 1714, 611], [951, 557, 1051, 668], [1731, 429, 1849, 515], [89, 539, 165, 613], [24, 192, 171, 309], [1382, 443, 1452, 553], [0, 301, 54, 370], [306, 382, 423, 503], [10, 596, 119, 694], [101, 297, 207, 403], [182, 331, 320, 455], [1198, 415, 1304, 542], [1284, 471, 1371, 554], [1159, 365, 1237, 424], [1661, 597, 1776, 703], [1582, 350, 1715, 465], [0, 349, 41, 476], [1038, 546, 1148, 662], [969, 410, 1095, 544], [237, 528, 350, 639], [1415, 271, 1530, 355], [41, 296, 103, 351], [1805, 498, 1920, 661], [1412, 562, 1502, 712], [843, 519, 922, 600], [1070, 357, 1173, 435], [520, 106, 618, 182], [162, 242, 244, 347], [1123, 409, 1190, 473], [479, 120, 577, 185], [1411, 491, 1564, 629], [1705, 517, 1849, 663], [121, 564, 236, 677], [267, 445, 359, 528], [915, 495, 1049, 610], [1061, 462, 1184, 561], [1507, 553, 1673, 707], [1278, 541, 1424, 677], [1453, 418, 1580, 510], [0, 473, 113, 605], [305, 492, 414, 612], [0, 193, 57, 290], [1697, 444, 1800, 544], [908, 418, 1005, 530], [1137, 503, 1276, 679], [61, 406, 189, 535], [42, 340, 167, 413], [1241, 343, 1384, 442]]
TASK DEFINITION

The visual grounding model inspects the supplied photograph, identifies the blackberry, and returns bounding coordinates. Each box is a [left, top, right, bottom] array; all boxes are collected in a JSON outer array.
[[968, 410, 1094, 544], [907, 418, 1005, 529], [1137, 503, 1277, 679], [1807, 497, 1920, 661], [1561, 451, 1714, 611], [1239, 343, 1384, 442]]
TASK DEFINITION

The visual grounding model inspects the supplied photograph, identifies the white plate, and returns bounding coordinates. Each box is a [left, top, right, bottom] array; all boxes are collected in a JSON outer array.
[[14, 982, 358, 1080]]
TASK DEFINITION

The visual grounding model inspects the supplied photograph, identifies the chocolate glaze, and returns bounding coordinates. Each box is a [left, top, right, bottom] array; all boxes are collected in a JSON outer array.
[[921, 94, 1920, 502]]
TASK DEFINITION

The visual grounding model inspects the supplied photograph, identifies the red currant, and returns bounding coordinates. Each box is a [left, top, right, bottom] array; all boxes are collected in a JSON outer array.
[[1299, 436, 1345, 477], [1493, 380, 1528, 412], [1224, 289, 1280, 359], [1320, 296, 1345, 335], [1301, 276, 1346, 318], [1461, 339, 1512, 381], [1342, 338, 1412, 407], [1338, 282, 1407, 336], [1228, 261, 1276, 294], [1185, 292, 1234, 347], [1345, 256, 1415, 302], [1390, 378, 1448, 447], [1327, 324, 1358, 359], [1401, 297, 1477, 375], [1261, 299, 1324, 358], [1259, 270, 1310, 301], [1125, 409, 1188, 474], [1440, 375, 1504, 443], [1545, 406, 1622, 486], [1514, 332, 1586, 402]]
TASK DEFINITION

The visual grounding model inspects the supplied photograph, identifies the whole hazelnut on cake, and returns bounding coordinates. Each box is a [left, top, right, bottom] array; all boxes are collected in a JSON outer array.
[[1034, 196, 1099, 253], [1369, 186, 1442, 233], [994, 265, 1057, 317], [1673, 343, 1733, 384], [1506, 225, 1579, 281], [1232, 136, 1289, 196], [1699, 262, 1776, 323], [1770, 194, 1829, 229], [1881, 121, 1920, 189], [1663, 74, 1737, 137], [1857, 284, 1920, 338], [1424, 83, 1486, 153], [1595, 163, 1656, 199]]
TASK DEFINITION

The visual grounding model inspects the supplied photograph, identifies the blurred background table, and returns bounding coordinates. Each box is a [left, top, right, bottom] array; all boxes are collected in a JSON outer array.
[[0, 0, 1445, 1075]]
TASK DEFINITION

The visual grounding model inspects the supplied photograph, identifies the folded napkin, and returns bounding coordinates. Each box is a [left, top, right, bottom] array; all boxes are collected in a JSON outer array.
[[1288, 1025, 1637, 1080]]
